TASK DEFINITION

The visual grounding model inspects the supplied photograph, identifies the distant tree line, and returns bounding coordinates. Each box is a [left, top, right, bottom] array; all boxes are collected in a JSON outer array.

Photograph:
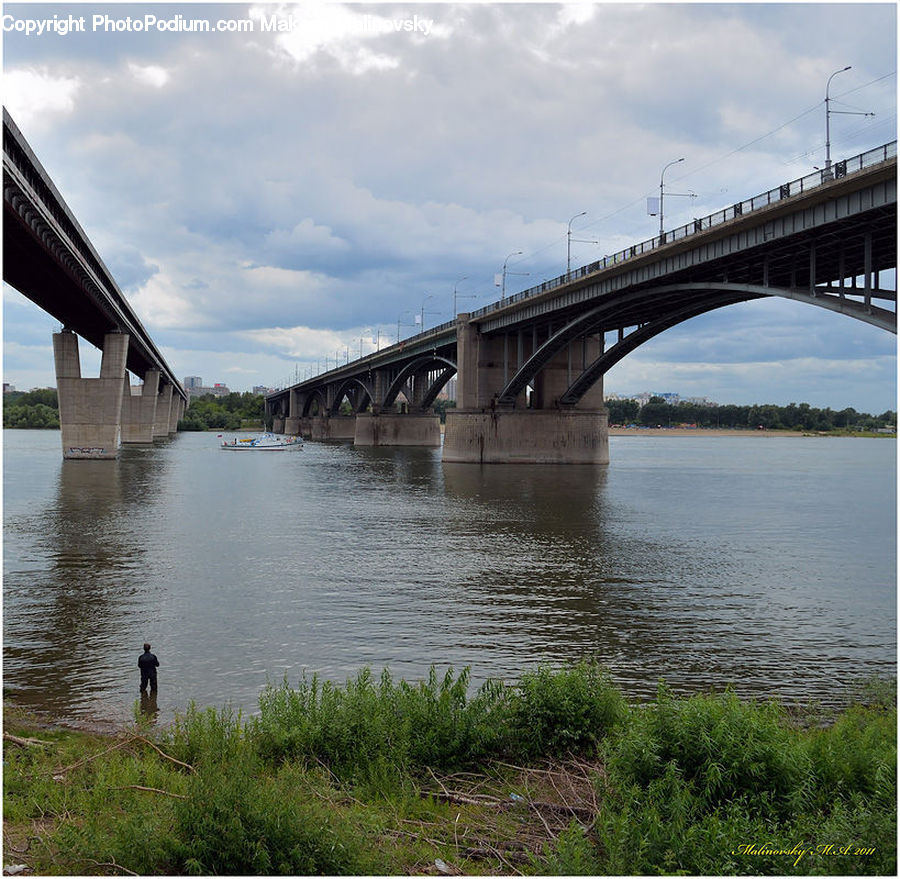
[[607, 396, 897, 432], [178, 392, 266, 431], [3, 389, 895, 434], [3, 388, 60, 429]]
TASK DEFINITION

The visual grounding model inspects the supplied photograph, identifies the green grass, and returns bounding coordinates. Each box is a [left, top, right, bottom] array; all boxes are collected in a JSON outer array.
[[3, 665, 895, 875]]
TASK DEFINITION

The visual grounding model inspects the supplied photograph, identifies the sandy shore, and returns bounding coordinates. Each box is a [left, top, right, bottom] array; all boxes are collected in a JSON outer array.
[[609, 427, 808, 437]]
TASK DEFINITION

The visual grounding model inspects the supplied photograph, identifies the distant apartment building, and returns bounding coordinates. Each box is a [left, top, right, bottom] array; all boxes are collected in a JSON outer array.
[[3, 383, 16, 394], [608, 391, 718, 407], [252, 386, 275, 396], [183, 376, 230, 400]]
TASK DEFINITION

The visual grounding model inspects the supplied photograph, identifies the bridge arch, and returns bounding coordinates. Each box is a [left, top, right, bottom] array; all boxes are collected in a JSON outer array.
[[329, 376, 375, 415], [301, 388, 328, 417], [383, 355, 457, 410], [497, 281, 897, 407]]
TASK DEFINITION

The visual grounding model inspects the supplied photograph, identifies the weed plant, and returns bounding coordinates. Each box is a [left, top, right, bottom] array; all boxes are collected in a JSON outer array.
[[595, 683, 896, 875], [3, 667, 895, 875], [251, 666, 514, 778]]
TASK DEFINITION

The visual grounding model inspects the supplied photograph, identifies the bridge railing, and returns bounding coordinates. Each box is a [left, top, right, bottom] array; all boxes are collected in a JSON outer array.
[[470, 141, 897, 319]]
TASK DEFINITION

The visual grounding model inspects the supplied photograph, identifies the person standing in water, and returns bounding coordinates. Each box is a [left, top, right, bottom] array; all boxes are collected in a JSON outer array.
[[138, 643, 159, 693]]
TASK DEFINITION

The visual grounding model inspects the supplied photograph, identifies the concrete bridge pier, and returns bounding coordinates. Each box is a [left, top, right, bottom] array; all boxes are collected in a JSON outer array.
[[169, 395, 184, 434], [283, 386, 302, 435], [308, 415, 356, 441], [153, 384, 174, 438], [442, 409, 609, 464], [53, 329, 129, 460], [354, 412, 441, 446], [121, 369, 160, 443], [441, 314, 609, 463]]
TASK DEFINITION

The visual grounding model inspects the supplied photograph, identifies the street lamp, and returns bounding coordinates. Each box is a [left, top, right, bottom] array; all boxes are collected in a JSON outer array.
[[825, 66, 851, 171], [824, 66, 873, 173], [452, 275, 473, 317], [500, 251, 526, 302], [659, 157, 684, 238], [567, 211, 586, 274]]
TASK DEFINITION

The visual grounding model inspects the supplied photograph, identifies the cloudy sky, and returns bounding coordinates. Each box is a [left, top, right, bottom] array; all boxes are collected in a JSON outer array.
[[3, 1, 897, 411]]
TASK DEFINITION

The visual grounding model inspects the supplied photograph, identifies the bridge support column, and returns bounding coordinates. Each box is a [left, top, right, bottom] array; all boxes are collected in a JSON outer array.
[[354, 412, 441, 446], [284, 387, 302, 435], [121, 369, 159, 443], [456, 315, 525, 408], [167, 395, 183, 434], [153, 384, 173, 438], [53, 330, 128, 460], [308, 415, 356, 440], [442, 409, 609, 464], [533, 335, 605, 409]]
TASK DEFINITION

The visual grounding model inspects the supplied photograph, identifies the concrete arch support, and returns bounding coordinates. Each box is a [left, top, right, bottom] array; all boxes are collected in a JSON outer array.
[[153, 384, 174, 438], [53, 330, 128, 460], [121, 368, 160, 443]]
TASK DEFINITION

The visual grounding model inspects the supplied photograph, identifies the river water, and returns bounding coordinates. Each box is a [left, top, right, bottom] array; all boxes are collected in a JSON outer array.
[[3, 429, 895, 728]]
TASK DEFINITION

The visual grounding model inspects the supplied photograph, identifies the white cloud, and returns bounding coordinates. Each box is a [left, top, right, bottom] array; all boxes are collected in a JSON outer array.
[[239, 324, 356, 360], [128, 63, 169, 88], [249, 2, 400, 73], [130, 271, 204, 330], [3, 68, 80, 129]]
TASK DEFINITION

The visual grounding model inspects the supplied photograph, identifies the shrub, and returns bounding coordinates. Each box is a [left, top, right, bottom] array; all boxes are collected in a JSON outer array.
[[163, 703, 249, 768], [604, 682, 806, 815], [252, 667, 513, 778], [171, 762, 364, 875], [510, 662, 627, 759]]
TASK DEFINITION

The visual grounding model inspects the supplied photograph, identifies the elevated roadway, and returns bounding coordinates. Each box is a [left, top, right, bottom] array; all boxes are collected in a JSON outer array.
[[3, 109, 186, 457], [268, 141, 895, 462]]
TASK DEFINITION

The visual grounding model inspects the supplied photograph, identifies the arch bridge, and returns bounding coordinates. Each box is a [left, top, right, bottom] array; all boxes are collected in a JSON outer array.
[[267, 141, 896, 463]]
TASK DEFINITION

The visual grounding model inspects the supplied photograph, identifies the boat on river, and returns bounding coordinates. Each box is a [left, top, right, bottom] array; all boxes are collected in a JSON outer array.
[[219, 433, 302, 451]]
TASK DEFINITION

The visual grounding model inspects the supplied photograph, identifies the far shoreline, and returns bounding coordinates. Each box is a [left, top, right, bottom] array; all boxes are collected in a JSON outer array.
[[608, 426, 895, 438]]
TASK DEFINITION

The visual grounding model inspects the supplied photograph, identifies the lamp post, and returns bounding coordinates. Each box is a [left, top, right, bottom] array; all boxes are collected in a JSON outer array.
[[659, 157, 684, 238], [825, 66, 851, 171], [501, 250, 523, 301], [452, 275, 472, 317], [567, 211, 586, 273]]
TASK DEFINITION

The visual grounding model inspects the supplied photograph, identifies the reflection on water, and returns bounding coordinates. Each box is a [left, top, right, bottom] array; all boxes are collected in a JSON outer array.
[[3, 442, 169, 722], [139, 690, 160, 724], [3, 430, 895, 728]]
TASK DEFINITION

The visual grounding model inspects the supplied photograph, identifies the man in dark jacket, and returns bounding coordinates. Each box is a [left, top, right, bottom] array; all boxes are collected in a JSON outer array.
[[138, 643, 159, 693]]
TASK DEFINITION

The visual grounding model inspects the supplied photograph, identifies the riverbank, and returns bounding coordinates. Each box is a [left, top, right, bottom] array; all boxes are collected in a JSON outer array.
[[610, 426, 806, 437], [609, 426, 896, 437], [4, 665, 895, 876]]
